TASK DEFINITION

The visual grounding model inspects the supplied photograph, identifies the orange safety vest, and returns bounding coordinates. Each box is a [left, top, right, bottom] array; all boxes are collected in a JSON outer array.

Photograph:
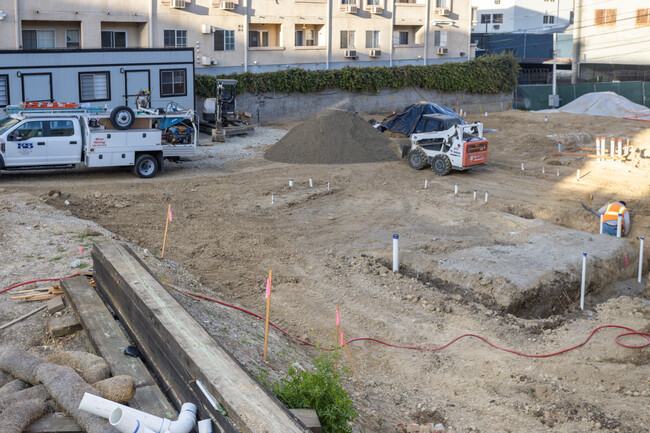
[[603, 202, 627, 229]]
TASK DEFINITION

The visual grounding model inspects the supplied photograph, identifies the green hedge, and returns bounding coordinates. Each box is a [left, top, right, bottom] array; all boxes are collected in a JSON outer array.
[[195, 53, 519, 97]]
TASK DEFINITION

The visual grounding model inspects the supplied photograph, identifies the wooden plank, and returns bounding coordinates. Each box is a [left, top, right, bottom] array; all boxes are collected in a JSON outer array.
[[289, 409, 321, 433], [25, 413, 82, 433], [47, 314, 82, 337], [92, 241, 311, 433], [46, 296, 66, 314], [61, 276, 176, 419]]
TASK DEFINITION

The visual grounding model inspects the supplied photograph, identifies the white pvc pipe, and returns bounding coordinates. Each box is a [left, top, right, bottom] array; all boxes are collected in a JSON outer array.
[[557, 142, 562, 152], [617, 215, 622, 238], [601, 137, 606, 158], [392, 234, 399, 272], [580, 252, 587, 310], [473, 190, 477, 201], [599, 214, 603, 234], [110, 407, 155, 433], [424, 179, 428, 189], [327, 181, 331, 191], [556, 169, 559, 177], [617, 139, 622, 159], [454, 184, 458, 195], [198, 419, 214, 433], [596, 138, 600, 161], [542, 166, 545, 174], [485, 191, 488, 203], [79, 393, 197, 433], [309, 178, 313, 188], [639, 237, 645, 283], [271, 194, 274, 205], [576, 169, 580, 181], [610, 138, 614, 159], [289, 179, 293, 187], [521, 163, 525, 171]]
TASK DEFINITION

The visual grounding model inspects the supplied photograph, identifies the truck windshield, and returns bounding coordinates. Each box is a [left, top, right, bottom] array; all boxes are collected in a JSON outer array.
[[0, 117, 19, 135]]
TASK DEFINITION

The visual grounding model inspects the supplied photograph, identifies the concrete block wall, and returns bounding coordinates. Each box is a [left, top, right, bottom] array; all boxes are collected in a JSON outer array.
[[197, 88, 513, 124]]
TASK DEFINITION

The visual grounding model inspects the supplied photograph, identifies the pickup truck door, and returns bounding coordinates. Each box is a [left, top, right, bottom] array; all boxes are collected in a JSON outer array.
[[45, 119, 81, 164], [4, 120, 48, 166]]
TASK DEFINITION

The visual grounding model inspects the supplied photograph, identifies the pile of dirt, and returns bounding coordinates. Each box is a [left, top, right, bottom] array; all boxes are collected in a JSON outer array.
[[264, 109, 398, 164], [538, 91, 648, 118]]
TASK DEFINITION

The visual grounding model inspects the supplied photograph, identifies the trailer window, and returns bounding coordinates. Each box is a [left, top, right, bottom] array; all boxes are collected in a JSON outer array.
[[79, 72, 110, 102], [160, 69, 186, 97], [48, 120, 75, 137], [0, 75, 8, 106]]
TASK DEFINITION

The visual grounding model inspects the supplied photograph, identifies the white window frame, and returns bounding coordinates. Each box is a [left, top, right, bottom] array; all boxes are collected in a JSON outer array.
[[434, 30, 447, 47], [393, 30, 409, 45], [101, 30, 128, 48], [79, 72, 110, 102], [214, 29, 235, 51], [340, 30, 355, 49], [22, 29, 55, 49], [66, 29, 80, 48], [249, 30, 269, 47], [163, 29, 188, 47], [366, 30, 380, 49]]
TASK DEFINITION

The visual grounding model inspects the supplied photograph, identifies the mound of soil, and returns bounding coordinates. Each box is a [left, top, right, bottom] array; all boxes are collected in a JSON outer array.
[[264, 109, 398, 164]]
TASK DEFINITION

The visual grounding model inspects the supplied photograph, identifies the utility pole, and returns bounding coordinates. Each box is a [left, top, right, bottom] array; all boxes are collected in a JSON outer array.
[[571, 0, 581, 84], [551, 31, 558, 107]]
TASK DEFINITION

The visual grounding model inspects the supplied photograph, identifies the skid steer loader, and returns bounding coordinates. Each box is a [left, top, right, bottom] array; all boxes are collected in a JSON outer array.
[[400, 114, 488, 176]]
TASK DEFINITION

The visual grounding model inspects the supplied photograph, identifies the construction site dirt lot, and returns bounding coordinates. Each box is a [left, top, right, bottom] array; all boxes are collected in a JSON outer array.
[[1, 109, 649, 433]]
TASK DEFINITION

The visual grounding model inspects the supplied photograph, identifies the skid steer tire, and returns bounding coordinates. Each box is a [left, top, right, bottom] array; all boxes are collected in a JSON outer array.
[[408, 149, 429, 170], [110, 106, 135, 130], [431, 154, 452, 176]]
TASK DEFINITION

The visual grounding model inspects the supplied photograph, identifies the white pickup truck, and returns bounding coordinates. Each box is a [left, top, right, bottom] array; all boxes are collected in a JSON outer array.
[[0, 105, 197, 178]]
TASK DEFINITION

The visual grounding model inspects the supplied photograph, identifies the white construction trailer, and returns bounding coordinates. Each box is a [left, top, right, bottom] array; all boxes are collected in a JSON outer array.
[[0, 48, 194, 111]]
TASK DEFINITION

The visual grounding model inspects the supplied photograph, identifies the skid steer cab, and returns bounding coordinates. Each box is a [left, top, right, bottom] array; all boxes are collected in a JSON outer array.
[[401, 114, 488, 176]]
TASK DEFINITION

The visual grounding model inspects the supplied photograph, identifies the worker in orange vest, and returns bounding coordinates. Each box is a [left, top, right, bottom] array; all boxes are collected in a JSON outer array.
[[598, 201, 630, 236]]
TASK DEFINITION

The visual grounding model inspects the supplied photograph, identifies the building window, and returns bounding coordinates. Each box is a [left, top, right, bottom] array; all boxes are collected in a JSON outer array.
[[595, 9, 616, 26], [366, 31, 380, 49], [214, 30, 235, 51], [22, 30, 55, 49], [340, 30, 355, 49], [101, 31, 127, 48], [66, 30, 80, 48], [492, 14, 503, 24], [434, 30, 447, 47], [436, 0, 447, 7], [249, 30, 269, 47], [367, 0, 381, 5], [480, 14, 491, 24], [79, 72, 110, 102], [543, 15, 555, 24], [393, 31, 409, 45], [342, 0, 356, 4], [636, 9, 650, 26], [164, 30, 188, 47], [160, 69, 186, 97], [0, 75, 8, 106]]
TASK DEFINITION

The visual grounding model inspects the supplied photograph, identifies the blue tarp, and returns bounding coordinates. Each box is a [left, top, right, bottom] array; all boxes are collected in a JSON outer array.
[[381, 101, 465, 136]]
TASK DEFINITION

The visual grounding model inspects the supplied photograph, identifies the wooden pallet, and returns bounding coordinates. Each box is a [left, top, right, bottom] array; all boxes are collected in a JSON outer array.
[[92, 241, 310, 433]]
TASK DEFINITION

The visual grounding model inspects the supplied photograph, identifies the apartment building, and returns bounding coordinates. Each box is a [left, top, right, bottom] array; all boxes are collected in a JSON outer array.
[[471, 0, 572, 34], [0, 0, 473, 74], [572, 1, 650, 80]]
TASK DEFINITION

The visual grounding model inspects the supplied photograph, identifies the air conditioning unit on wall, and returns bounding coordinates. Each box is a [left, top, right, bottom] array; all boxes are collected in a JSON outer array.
[[437, 47, 448, 55], [220, 1, 236, 10], [345, 5, 358, 14], [170, 0, 186, 8], [435, 7, 450, 16], [201, 24, 214, 34], [201, 56, 217, 65], [370, 6, 383, 14], [369, 49, 381, 57], [344, 50, 357, 58]]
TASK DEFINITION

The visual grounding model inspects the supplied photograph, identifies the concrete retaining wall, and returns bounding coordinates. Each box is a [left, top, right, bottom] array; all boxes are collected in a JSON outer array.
[[197, 88, 514, 125]]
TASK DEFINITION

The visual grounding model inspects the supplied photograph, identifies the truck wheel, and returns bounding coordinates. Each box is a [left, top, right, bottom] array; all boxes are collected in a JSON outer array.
[[133, 154, 158, 178], [111, 106, 135, 130], [408, 149, 429, 170], [431, 154, 452, 176]]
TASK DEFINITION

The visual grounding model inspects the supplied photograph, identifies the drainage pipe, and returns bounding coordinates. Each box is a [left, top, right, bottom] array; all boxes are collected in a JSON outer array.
[[392, 234, 399, 272], [110, 407, 155, 433], [198, 419, 214, 433], [599, 214, 603, 234], [616, 215, 622, 238], [639, 237, 645, 284], [79, 393, 197, 433], [580, 252, 587, 310]]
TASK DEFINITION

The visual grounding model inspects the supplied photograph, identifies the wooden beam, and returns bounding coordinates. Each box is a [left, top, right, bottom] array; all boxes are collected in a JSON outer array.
[[61, 276, 176, 419], [92, 241, 311, 433]]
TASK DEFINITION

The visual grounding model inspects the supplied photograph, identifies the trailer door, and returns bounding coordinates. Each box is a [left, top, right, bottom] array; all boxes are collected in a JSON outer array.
[[21, 73, 53, 102], [124, 70, 150, 107]]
